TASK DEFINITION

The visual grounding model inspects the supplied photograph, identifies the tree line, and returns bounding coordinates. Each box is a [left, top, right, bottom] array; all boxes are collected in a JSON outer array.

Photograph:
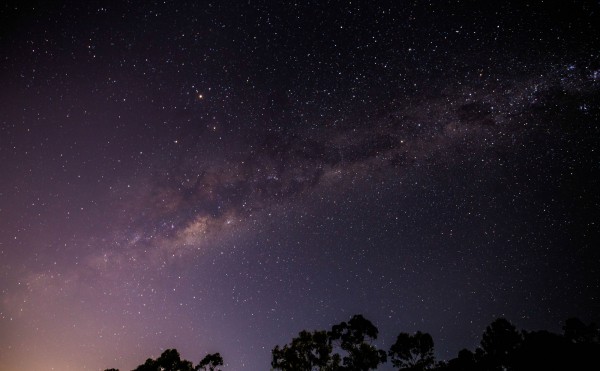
[[105, 315, 599, 370]]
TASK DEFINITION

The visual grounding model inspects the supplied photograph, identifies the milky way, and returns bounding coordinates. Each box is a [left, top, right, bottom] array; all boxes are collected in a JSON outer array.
[[1, 1, 599, 370]]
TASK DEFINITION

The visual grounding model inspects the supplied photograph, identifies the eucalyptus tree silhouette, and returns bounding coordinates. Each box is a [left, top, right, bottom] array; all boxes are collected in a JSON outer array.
[[197, 353, 224, 371], [479, 318, 522, 371], [388, 331, 435, 370], [104, 349, 224, 371], [104, 316, 600, 371], [133, 349, 193, 371], [271, 314, 386, 370]]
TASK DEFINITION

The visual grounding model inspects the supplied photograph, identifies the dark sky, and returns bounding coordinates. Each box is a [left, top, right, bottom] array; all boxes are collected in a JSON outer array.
[[1, 1, 599, 370]]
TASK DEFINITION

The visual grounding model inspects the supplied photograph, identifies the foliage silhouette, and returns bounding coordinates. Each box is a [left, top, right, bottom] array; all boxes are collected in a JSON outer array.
[[329, 314, 388, 370], [197, 352, 224, 371], [439, 349, 476, 371], [564, 317, 599, 344], [440, 317, 600, 371], [104, 348, 224, 371], [478, 318, 522, 371], [105, 316, 600, 371], [388, 331, 435, 370], [271, 314, 386, 370], [132, 348, 194, 371], [271, 330, 333, 370]]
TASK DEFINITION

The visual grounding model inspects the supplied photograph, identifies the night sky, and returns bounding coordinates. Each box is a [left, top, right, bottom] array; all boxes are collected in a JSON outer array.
[[1, 1, 599, 370]]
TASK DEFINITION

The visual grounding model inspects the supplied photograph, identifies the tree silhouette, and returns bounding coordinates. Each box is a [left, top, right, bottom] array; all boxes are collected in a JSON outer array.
[[271, 314, 386, 370], [197, 352, 224, 371], [563, 317, 599, 344], [512, 330, 568, 371], [479, 318, 521, 371], [440, 349, 476, 371], [438, 317, 600, 371], [271, 330, 334, 370], [388, 331, 435, 370], [562, 318, 600, 370], [329, 314, 387, 370], [105, 317, 600, 370], [102, 349, 224, 371], [131, 348, 193, 371]]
